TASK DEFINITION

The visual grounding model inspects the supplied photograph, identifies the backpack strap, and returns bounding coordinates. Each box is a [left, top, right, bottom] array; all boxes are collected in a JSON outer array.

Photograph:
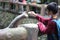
[[52, 19, 60, 40]]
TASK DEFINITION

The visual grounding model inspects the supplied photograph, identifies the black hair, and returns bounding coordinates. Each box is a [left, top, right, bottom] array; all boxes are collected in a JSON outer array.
[[47, 2, 58, 14]]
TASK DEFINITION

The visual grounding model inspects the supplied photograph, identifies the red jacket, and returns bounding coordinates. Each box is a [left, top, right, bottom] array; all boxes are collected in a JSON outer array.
[[36, 14, 57, 34]]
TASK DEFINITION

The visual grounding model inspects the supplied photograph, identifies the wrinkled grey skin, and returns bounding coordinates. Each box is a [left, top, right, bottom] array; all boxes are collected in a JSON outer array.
[[0, 12, 39, 40], [0, 27, 28, 40]]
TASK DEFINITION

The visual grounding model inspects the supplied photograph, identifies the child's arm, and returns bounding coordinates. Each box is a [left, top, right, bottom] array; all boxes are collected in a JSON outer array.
[[28, 11, 51, 24], [28, 5, 51, 23], [36, 14, 51, 22]]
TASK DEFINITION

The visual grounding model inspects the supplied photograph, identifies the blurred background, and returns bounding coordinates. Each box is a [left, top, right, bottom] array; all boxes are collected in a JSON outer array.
[[0, 0, 59, 40]]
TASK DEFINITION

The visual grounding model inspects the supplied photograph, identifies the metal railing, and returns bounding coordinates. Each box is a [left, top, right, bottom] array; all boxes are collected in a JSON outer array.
[[0, 1, 60, 15]]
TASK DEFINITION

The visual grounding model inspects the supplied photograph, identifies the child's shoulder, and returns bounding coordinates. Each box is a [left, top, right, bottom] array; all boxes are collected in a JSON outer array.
[[48, 20, 56, 25]]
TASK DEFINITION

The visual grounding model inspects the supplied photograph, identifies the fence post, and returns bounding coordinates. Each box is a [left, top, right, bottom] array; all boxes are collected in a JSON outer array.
[[26, 4, 30, 13], [15, 3, 19, 12]]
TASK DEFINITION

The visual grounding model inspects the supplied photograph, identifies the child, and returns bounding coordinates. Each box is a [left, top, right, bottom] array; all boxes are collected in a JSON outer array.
[[28, 2, 58, 40]]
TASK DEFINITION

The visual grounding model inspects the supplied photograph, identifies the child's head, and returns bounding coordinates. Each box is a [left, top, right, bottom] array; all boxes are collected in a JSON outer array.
[[46, 2, 58, 15]]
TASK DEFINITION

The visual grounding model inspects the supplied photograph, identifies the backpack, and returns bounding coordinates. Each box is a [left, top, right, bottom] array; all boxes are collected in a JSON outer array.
[[52, 19, 60, 40], [47, 19, 60, 40]]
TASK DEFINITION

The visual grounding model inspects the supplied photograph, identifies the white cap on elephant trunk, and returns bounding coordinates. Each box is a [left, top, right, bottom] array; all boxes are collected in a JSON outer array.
[[23, 11, 28, 18]]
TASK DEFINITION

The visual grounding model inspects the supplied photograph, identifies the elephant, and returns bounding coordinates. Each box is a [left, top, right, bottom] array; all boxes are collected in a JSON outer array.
[[0, 12, 39, 40]]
